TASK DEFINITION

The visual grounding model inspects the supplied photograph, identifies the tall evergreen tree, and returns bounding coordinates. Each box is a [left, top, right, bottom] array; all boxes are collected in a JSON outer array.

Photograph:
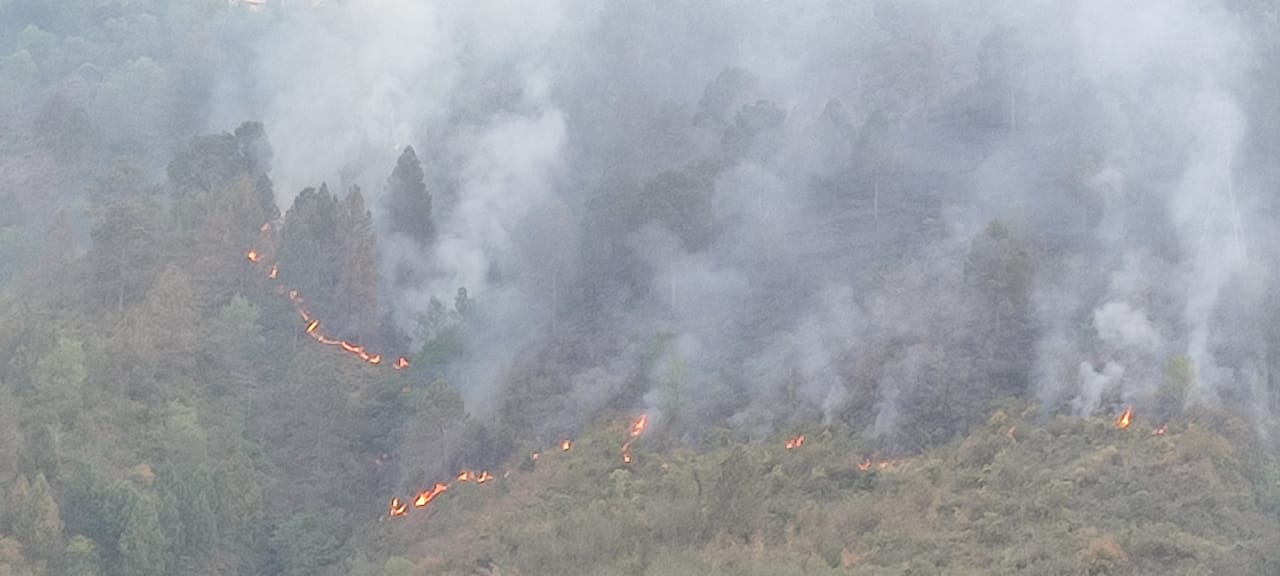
[[963, 220, 1034, 399], [279, 185, 342, 324], [89, 163, 163, 311], [117, 495, 173, 576], [14, 473, 63, 559], [337, 186, 379, 341], [385, 146, 434, 244]]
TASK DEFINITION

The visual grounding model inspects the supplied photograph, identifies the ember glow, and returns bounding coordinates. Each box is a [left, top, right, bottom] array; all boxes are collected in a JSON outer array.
[[388, 498, 407, 518], [560, 439, 572, 452], [243, 222, 407, 370], [475, 471, 493, 484], [1116, 406, 1133, 430], [630, 414, 648, 438], [784, 434, 805, 450]]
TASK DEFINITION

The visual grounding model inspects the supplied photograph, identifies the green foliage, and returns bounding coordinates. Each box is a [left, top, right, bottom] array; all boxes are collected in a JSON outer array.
[[117, 494, 174, 576], [385, 146, 434, 245], [268, 510, 349, 576], [31, 337, 86, 429], [382, 556, 414, 576], [279, 184, 342, 321], [13, 473, 64, 559], [55, 536, 103, 576], [59, 464, 137, 555]]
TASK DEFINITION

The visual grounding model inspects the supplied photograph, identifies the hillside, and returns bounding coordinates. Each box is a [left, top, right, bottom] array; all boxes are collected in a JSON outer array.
[[365, 406, 1280, 576]]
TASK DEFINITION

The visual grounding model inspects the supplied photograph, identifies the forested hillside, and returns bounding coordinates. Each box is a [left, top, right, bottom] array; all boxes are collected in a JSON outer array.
[[1, 1, 1280, 575]]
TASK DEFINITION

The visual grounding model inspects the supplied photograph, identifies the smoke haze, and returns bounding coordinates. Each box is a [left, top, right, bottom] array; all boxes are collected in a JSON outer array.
[[199, 0, 1280, 444]]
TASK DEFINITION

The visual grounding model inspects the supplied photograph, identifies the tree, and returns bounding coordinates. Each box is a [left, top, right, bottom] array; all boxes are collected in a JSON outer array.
[[30, 337, 86, 430], [88, 163, 163, 311], [155, 404, 216, 562], [60, 463, 137, 555], [54, 536, 103, 576], [268, 510, 349, 576], [13, 473, 63, 559], [279, 185, 342, 323], [203, 295, 264, 397], [337, 187, 379, 341], [121, 266, 200, 406], [383, 557, 414, 576], [385, 146, 434, 244], [117, 495, 174, 576], [963, 220, 1034, 398]]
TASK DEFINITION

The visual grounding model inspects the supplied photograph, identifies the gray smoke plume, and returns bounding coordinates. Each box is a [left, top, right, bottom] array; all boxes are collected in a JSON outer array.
[[205, 0, 1279, 446]]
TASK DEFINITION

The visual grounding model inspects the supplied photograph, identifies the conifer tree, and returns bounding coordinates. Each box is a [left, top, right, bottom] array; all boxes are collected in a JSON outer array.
[[385, 146, 434, 244]]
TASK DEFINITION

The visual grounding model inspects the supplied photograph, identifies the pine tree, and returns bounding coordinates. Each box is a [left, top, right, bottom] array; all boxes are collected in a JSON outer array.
[[123, 266, 200, 406], [385, 146, 434, 244], [55, 536, 103, 576], [337, 187, 379, 341], [963, 220, 1033, 399], [30, 337, 86, 431], [117, 495, 173, 576], [89, 163, 163, 311], [14, 473, 63, 559], [279, 185, 342, 323]]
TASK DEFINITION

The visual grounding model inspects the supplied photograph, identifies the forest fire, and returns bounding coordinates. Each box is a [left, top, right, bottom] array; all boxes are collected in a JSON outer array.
[[412, 483, 448, 508], [245, 249, 260, 262], [630, 414, 648, 437], [394, 356, 410, 370], [1116, 406, 1133, 430], [268, 264, 278, 279], [305, 319, 319, 334], [784, 434, 805, 450], [388, 498, 407, 517], [622, 450, 633, 465], [476, 471, 493, 484], [457, 471, 474, 483], [560, 439, 572, 452]]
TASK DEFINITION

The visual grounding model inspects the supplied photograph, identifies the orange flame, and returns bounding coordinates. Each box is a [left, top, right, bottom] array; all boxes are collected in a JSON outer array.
[[622, 451, 633, 465], [530, 452, 540, 461], [784, 434, 805, 450], [1152, 424, 1167, 436], [456, 471, 473, 483], [560, 439, 572, 452], [268, 264, 278, 279], [388, 498, 407, 517], [394, 356, 410, 370], [475, 471, 493, 484], [305, 319, 319, 334], [1116, 406, 1133, 430], [630, 414, 648, 438], [366, 354, 382, 365], [245, 249, 260, 263]]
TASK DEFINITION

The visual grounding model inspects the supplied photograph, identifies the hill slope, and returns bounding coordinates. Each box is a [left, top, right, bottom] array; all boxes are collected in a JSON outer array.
[[366, 406, 1280, 576]]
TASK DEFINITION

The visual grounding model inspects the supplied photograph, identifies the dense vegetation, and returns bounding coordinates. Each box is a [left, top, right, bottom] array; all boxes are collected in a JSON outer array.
[[1, 1, 1279, 575]]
